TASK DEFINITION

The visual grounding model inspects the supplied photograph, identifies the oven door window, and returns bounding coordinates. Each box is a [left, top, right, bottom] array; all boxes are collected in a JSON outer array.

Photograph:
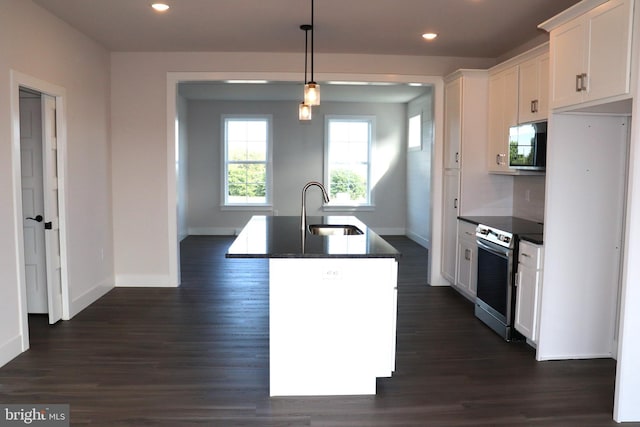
[[476, 243, 510, 322]]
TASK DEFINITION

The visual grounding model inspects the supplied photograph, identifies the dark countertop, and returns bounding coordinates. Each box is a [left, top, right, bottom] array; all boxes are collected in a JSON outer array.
[[519, 233, 544, 245], [458, 215, 544, 236], [226, 215, 401, 259]]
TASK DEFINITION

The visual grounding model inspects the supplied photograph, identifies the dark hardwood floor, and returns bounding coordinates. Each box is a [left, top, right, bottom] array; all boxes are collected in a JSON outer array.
[[1, 236, 636, 426]]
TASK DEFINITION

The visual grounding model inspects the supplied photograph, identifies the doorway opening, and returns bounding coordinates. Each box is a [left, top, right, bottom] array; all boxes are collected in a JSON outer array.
[[11, 70, 70, 352]]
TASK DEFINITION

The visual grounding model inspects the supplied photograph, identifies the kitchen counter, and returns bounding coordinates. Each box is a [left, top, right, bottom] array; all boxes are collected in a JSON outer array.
[[458, 215, 544, 235], [519, 233, 544, 245], [226, 215, 401, 259], [227, 215, 399, 397]]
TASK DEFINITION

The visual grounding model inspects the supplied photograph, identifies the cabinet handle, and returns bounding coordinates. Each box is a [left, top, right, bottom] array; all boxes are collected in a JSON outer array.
[[496, 154, 501, 165], [581, 73, 587, 91], [455, 152, 459, 163], [530, 100, 536, 113], [521, 253, 531, 258], [576, 74, 582, 92], [464, 248, 471, 261], [454, 198, 458, 209]]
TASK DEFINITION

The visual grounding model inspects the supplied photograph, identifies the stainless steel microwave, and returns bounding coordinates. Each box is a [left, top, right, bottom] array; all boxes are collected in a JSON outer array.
[[509, 121, 547, 171]]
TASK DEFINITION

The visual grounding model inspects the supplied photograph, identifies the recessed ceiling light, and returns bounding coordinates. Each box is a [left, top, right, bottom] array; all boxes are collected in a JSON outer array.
[[151, 3, 170, 12], [422, 33, 438, 41]]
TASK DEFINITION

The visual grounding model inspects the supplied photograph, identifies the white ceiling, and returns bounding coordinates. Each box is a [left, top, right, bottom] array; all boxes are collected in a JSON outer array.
[[32, 0, 581, 58], [31, 0, 581, 103]]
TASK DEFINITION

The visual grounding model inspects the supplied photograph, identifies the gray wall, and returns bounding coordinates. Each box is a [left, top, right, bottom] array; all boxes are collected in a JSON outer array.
[[186, 99, 409, 235], [406, 91, 434, 247], [177, 94, 189, 241]]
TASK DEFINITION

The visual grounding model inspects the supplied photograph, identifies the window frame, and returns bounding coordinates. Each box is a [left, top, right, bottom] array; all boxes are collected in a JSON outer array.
[[221, 114, 273, 209], [323, 115, 375, 210]]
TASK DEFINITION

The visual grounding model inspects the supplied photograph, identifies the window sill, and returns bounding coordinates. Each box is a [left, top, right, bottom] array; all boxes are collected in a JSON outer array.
[[221, 205, 273, 212], [323, 204, 375, 213]]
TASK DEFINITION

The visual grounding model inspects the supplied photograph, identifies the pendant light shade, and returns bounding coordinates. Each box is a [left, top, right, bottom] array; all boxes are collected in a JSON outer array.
[[304, 82, 320, 106], [299, 102, 312, 120]]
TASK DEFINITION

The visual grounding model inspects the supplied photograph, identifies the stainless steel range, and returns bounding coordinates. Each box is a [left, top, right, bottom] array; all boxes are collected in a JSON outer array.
[[467, 217, 543, 341]]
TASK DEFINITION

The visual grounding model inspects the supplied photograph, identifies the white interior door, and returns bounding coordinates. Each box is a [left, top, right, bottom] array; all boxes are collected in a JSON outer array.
[[20, 92, 48, 313], [42, 94, 63, 324]]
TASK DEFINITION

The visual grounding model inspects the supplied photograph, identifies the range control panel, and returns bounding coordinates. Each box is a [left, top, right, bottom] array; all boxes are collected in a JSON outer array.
[[476, 224, 514, 249]]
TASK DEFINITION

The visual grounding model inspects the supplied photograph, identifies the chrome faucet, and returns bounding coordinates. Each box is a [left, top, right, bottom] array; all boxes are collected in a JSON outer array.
[[301, 181, 330, 231]]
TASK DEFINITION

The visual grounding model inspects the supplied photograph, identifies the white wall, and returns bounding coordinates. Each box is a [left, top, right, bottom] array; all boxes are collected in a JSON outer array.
[[513, 175, 546, 222], [186, 99, 408, 235], [0, 0, 113, 367]]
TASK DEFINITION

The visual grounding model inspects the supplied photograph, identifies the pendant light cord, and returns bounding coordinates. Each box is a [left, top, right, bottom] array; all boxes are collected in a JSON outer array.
[[310, 0, 315, 83]]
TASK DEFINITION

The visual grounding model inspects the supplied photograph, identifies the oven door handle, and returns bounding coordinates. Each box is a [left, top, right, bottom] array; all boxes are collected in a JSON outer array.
[[477, 239, 510, 258]]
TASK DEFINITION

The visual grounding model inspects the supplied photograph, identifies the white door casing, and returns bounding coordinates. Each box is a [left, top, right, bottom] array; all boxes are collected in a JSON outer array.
[[42, 94, 63, 325], [20, 93, 48, 313]]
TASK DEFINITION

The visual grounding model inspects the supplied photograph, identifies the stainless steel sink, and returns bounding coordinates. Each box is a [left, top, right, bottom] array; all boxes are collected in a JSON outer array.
[[308, 224, 364, 236]]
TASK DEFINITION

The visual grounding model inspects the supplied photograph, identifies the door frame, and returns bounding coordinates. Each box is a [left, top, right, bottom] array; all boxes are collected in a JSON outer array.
[[166, 71, 446, 288], [10, 70, 70, 351]]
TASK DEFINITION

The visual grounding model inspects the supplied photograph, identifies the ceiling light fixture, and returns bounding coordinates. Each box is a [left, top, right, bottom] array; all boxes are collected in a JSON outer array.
[[299, 24, 313, 121], [422, 33, 438, 40], [151, 3, 170, 12]]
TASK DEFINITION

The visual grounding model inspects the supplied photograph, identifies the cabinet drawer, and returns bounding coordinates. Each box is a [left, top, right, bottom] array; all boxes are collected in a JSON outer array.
[[458, 220, 477, 241], [518, 241, 543, 269]]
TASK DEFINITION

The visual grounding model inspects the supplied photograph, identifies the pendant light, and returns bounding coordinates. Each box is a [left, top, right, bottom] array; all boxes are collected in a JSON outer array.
[[298, 24, 313, 121], [303, 0, 320, 106]]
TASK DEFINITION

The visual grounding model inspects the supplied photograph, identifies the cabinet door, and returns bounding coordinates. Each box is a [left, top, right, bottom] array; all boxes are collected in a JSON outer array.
[[444, 78, 462, 169], [549, 18, 585, 109], [519, 53, 549, 123], [441, 170, 460, 284], [515, 264, 540, 342], [488, 67, 518, 173], [456, 235, 477, 298], [585, 0, 632, 103]]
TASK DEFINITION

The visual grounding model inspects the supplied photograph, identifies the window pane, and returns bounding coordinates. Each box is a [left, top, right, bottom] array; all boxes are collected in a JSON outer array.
[[408, 114, 421, 149], [247, 140, 267, 161]]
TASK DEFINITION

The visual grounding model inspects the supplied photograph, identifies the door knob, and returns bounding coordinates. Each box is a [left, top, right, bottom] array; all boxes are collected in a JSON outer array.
[[26, 215, 43, 222]]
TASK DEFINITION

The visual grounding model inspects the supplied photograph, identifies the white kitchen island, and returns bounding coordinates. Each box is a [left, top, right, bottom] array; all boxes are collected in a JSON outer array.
[[227, 215, 400, 396]]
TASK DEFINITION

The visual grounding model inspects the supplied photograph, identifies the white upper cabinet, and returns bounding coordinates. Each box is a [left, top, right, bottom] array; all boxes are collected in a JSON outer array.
[[487, 66, 519, 174], [444, 78, 462, 169], [518, 53, 549, 123], [545, 0, 633, 109]]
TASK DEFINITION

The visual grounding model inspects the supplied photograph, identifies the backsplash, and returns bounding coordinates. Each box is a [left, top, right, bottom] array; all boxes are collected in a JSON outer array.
[[513, 175, 545, 223]]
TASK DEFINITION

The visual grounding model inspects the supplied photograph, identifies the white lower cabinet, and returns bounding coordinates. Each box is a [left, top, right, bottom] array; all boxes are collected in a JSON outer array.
[[455, 220, 477, 300], [269, 258, 398, 396], [515, 241, 544, 344]]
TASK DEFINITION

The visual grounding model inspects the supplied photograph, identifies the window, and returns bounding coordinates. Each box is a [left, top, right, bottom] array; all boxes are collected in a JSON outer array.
[[408, 113, 422, 150], [222, 116, 272, 206], [325, 116, 374, 206]]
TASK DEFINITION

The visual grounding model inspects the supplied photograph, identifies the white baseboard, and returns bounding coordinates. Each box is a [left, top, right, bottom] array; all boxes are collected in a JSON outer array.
[[374, 227, 406, 236], [536, 352, 614, 361], [0, 334, 23, 369], [188, 227, 237, 236], [406, 231, 429, 248], [68, 277, 114, 319], [115, 274, 178, 287]]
